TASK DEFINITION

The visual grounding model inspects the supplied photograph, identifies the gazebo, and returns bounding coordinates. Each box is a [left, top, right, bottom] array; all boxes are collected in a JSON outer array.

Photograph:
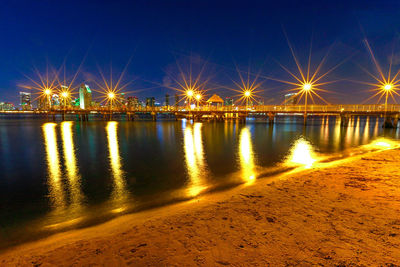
[[207, 94, 224, 107]]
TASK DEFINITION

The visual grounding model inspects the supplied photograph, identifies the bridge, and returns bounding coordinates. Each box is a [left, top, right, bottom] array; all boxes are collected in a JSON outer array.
[[1, 104, 400, 128]]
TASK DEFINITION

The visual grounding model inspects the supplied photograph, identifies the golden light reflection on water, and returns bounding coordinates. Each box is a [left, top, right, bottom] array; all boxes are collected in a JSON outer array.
[[106, 121, 129, 211], [362, 117, 370, 144], [345, 117, 354, 148], [43, 123, 66, 210], [374, 117, 379, 137], [238, 127, 256, 184], [287, 137, 316, 168], [353, 117, 361, 145], [183, 123, 208, 197], [61, 122, 83, 211], [333, 117, 341, 151]]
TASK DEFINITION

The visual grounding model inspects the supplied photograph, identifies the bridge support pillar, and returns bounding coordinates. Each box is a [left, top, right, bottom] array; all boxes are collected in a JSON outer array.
[[340, 114, 350, 127], [303, 113, 307, 126], [382, 115, 398, 129], [268, 112, 275, 125], [393, 115, 399, 128]]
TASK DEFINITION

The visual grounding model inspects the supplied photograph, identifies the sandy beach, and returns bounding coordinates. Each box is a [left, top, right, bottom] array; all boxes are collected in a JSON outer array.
[[1, 147, 400, 266]]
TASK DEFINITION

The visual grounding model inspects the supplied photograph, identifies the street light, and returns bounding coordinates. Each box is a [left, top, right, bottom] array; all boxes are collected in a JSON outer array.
[[60, 91, 70, 109], [303, 83, 312, 91], [186, 90, 194, 97], [108, 92, 115, 99], [107, 92, 116, 110], [243, 90, 252, 108], [384, 84, 392, 91], [195, 93, 202, 107], [186, 89, 195, 107], [44, 89, 52, 110], [382, 83, 394, 117], [302, 83, 313, 114]]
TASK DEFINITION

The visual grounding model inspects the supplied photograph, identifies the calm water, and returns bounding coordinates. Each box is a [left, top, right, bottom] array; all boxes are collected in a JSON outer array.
[[0, 116, 399, 248]]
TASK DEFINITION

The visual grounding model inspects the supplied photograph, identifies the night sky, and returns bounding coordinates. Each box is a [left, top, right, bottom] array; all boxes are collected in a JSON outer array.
[[2, 0, 400, 105]]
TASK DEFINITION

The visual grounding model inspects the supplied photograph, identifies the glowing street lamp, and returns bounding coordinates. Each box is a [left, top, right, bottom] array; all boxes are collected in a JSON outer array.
[[44, 88, 52, 110], [302, 83, 312, 112], [186, 90, 194, 97], [107, 92, 116, 110], [382, 83, 394, 116], [185, 89, 195, 107], [60, 91, 70, 108], [108, 92, 115, 99], [243, 90, 252, 108], [195, 93, 202, 107], [303, 83, 312, 91]]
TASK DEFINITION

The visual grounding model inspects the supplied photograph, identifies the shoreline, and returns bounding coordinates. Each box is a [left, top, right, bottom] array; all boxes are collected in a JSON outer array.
[[1, 147, 400, 266]]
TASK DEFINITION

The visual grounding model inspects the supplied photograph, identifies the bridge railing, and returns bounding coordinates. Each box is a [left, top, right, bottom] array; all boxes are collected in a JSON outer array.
[[3, 104, 400, 113]]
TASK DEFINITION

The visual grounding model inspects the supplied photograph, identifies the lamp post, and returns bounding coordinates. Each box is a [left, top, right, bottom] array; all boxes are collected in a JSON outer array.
[[186, 89, 194, 108], [382, 84, 393, 128], [44, 89, 52, 110], [195, 93, 202, 108], [244, 91, 251, 109], [302, 83, 312, 125], [108, 92, 115, 110], [107, 92, 115, 120]]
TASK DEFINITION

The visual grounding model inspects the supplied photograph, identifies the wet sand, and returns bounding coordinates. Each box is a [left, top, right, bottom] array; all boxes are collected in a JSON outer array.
[[1, 147, 400, 266]]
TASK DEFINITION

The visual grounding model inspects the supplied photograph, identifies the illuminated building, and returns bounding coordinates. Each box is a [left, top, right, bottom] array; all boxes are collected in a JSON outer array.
[[284, 93, 298, 105], [38, 97, 47, 110], [79, 84, 92, 109], [224, 97, 233, 106], [127, 96, 139, 108], [19, 92, 32, 110], [146, 97, 155, 107], [51, 94, 60, 106], [165, 94, 170, 106], [0, 102, 15, 111]]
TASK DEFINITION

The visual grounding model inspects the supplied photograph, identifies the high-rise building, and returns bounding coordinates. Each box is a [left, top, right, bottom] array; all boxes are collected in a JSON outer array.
[[284, 93, 298, 105], [19, 92, 32, 110], [127, 96, 139, 109], [79, 84, 92, 109], [0, 102, 15, 111], [146, 97, 155, 107], [224, 97, 233, 106], [165, 94, 170, 106], [51, 94, 60, 106]]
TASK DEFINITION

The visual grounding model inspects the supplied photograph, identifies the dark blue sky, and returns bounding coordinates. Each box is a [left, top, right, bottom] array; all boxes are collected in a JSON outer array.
[[2, 0, 400, 104]]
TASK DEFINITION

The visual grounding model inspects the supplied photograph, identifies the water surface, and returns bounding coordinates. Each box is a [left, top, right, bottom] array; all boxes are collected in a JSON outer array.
[[0, 116, 399, 248]]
